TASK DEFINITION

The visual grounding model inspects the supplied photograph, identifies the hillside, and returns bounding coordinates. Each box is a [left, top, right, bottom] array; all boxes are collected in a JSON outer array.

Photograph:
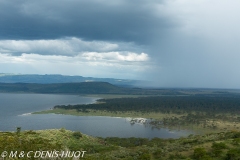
[[0, 82, 121, 94], [0, 74, 141, 87], [2, 129, 240, 159], [0, 82, 184, 95]]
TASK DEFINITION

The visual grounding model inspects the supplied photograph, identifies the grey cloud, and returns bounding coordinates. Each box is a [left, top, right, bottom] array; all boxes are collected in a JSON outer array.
[[0, 0, 174, 45]]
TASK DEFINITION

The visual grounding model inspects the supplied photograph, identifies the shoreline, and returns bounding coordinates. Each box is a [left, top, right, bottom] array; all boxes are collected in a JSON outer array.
[[32, 94, 240, 135], [33, 108, 240, 134]]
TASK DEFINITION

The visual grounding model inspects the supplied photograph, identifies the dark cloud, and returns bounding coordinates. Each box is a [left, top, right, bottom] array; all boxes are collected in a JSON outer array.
[[0, 0, 174, 44]]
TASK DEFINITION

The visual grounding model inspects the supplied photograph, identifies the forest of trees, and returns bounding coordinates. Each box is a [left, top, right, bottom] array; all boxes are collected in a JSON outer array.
[[55, 95, 240, 115], [54, 95, 240, 130]]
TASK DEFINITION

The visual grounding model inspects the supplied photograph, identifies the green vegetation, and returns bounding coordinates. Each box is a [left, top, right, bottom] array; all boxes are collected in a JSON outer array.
[[36, 95, 240, 133], [54, 95, 240, 114], [0, 128, 111, 159], [2, 129, 240, 159]]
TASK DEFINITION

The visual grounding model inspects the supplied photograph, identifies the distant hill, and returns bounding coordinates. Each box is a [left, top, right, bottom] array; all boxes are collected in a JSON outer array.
[[0, 82, 118, 94], [0, 74, 141, 87], [0, 82, 183, 95]]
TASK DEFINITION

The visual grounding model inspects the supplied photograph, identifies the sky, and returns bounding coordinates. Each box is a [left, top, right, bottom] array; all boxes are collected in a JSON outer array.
[[0, 0, 240, 88]]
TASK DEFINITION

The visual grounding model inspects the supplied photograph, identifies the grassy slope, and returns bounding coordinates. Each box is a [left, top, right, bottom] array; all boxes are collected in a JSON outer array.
[[34, 108, 183, 120], [2, 129, 240, 159]]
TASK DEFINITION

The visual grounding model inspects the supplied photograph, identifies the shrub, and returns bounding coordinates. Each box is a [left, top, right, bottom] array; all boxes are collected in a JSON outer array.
[[193, 148, 207, 160], [72, 131, 82, 139], [16, 127, 21, 135], [226, 149, 240, 160], [212, 142, 228, 150]]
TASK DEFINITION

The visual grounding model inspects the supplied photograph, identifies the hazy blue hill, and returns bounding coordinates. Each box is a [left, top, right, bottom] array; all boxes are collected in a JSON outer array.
[[0, 82, 121, 94], [31, 82, 124, 94], [0, 74, 140, 87], [0, 82, 184, 95]]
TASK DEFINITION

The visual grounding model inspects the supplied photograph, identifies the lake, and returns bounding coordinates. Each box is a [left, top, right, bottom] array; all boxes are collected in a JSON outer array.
[[0, 93, 193, 138]]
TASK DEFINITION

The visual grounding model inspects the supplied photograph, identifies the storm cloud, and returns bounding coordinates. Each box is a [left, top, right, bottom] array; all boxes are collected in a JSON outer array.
[[1, 0, 240, 88], [0, 0, 172, 44]]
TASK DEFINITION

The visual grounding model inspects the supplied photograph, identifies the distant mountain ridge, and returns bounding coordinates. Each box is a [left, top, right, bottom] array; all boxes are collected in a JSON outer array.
[[0, 82, 121, 94], [0, 82, 177, 95], [0, 74, 141, 87], [0, 79, 237, 95]]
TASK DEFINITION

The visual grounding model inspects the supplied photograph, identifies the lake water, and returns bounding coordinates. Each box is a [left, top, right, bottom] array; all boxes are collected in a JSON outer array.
[[0, 93, 193, 138]]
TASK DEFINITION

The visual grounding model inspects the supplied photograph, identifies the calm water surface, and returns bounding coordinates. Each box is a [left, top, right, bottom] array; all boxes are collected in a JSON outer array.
[[0, 93, 193, 138]]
